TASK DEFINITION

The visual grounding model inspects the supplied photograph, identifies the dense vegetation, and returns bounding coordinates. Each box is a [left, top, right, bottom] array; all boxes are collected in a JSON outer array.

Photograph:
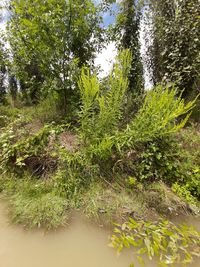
[[0, 0, 200, 266]]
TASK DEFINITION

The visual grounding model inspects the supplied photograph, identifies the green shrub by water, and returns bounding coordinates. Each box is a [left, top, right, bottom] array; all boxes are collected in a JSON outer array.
[[111, 218, 200, 267]]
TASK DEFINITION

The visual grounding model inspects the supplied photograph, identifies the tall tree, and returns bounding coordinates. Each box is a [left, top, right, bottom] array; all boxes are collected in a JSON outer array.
[[115, 0, 144, 95], [149, 0, 200, 98], [0, 40, 6, 104], [8, 0, 103, 110], [0, 4, 7, 104]]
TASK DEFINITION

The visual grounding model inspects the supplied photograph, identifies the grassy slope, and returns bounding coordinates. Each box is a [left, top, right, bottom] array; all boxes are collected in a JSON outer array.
[[0, 104, 199, 229]]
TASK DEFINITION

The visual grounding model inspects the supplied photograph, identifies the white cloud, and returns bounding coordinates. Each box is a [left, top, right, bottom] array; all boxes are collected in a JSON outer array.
[[94, 42, 117, 78]]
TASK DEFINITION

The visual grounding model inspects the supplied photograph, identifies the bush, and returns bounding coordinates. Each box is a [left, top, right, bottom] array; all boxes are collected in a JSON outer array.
[[0, 122, 53, 174], [172, 183, 198, 206], [0, 49, 199, 229], [111, 218, 200, 267], [78, 49, 132, 144], [118, 84, 196, 149], [171, 125, 200, 203], [124, 138, 180, 184]]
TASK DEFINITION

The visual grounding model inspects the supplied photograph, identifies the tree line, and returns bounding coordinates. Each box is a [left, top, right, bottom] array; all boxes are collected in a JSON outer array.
[[0, 0, 199, 112]]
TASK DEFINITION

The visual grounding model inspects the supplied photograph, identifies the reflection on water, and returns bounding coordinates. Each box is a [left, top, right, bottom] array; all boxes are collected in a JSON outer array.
[[0, 203, 199, 267]]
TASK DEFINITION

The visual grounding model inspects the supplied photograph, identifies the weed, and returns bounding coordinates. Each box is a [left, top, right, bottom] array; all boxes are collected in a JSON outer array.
[[78, 49, 132, 145], [27, 93, 63, 123], [118, 84, 196, 149], [10, 192, 69, 229], [84, 183, 146, 224], [0, 175, 69, 229]]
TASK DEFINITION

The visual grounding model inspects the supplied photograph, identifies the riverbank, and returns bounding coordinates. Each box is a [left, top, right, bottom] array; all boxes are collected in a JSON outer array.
[[0, 84, 200, 266], [0, 201, 199, 267]]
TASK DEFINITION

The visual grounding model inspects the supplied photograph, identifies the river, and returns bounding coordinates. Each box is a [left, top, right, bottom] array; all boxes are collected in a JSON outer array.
[[0, 203, 199, 267]]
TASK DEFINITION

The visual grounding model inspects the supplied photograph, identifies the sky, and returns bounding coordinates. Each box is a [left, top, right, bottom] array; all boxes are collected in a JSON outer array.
[[94, 2, 118, 78]]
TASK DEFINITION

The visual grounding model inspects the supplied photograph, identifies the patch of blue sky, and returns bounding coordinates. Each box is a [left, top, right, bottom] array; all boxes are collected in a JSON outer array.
[[95, 1, 119, 28], [102, 3, 118, 27]]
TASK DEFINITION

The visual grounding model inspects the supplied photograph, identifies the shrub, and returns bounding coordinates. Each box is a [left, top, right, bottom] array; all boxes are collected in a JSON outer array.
[[0, 119, 67, 176], [0, 122, 53, 173], [78, 49, 132, 144], [122, 138, 181, 184], [169, 125, 200, 203], [172, 183, 198, 206], [117, 84, 196, 149], [111, 218, 200, 267]]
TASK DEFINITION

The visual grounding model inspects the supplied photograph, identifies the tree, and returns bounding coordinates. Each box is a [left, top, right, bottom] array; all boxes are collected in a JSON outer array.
[[115, 0, 144, 95], [0, 4, 7, 104], [8, 74, 18, 107], [8, 0, 103, 111], [0, 42, 6, 104], [149, 0, 200, 98]]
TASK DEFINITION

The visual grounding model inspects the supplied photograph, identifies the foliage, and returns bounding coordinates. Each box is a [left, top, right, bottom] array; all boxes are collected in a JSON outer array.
[[114, 0, 144, 95], [76, 67, 198, 208], [0, 119, 58, 174], [7, 0, 103, 108], [170, 125, 200, 203], [124, 138, 181, 184], [148, 0, 200, 98], [28, 93, 63, 123], [118, 84, 196, 149], [78, 49, 132, 145], [116, 124, 200, 204], [172, 183, 198, 206], [0, 41, 199, 232], [54, 145, 100, 196], [0, 38, 7, 104], [52, 167, 86, 208], [0, 0, 199, 234], [111, 218, 200, 267]]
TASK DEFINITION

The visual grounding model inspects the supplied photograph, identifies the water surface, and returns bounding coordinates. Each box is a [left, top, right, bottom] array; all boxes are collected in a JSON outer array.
[[0, 203, 199, 267]]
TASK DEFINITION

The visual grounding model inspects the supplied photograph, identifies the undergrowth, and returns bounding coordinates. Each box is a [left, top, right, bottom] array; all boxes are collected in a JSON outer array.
[[0, 50, 199, 236], [10, 192, 68, 229], [0, 175, 69, 229], [84, 182, 146, 224]]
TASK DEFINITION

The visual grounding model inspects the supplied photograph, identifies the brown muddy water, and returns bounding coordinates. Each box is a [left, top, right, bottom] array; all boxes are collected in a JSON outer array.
[[0, 203, 199, 267]]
